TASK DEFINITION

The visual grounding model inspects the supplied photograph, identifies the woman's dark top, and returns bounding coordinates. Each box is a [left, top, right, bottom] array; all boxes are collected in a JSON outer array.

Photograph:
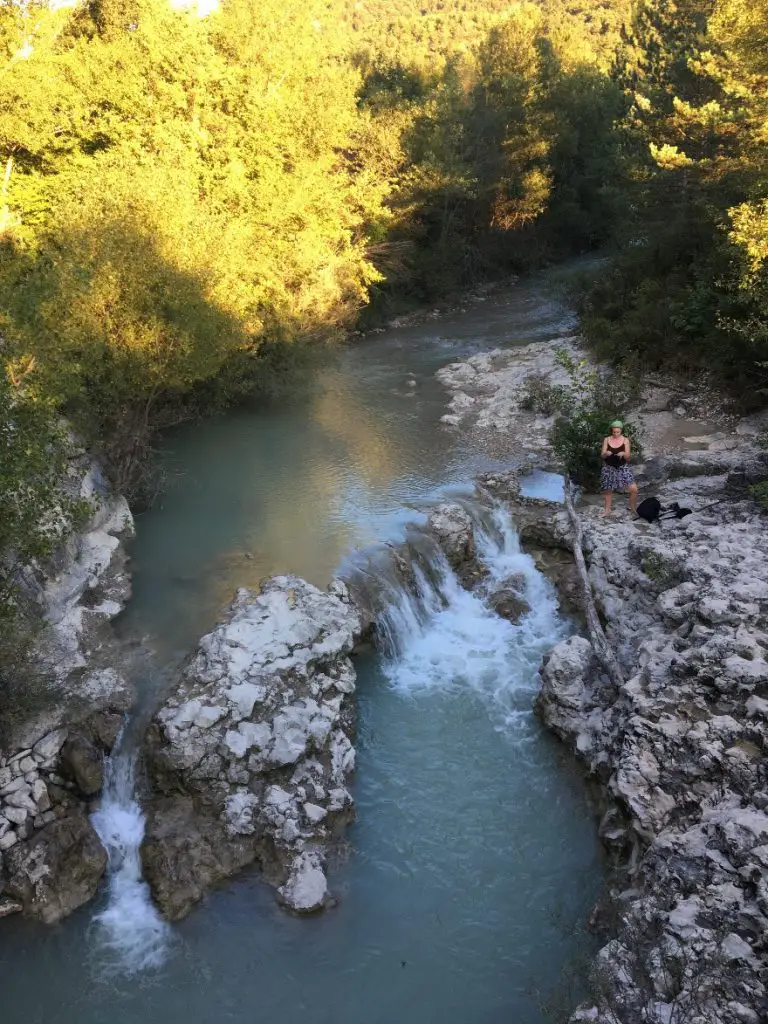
[[604, 440, 626, 468]]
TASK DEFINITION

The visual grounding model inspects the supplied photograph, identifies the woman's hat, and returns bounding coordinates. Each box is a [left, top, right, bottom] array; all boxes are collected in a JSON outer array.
[[610, 419, 623, 429]]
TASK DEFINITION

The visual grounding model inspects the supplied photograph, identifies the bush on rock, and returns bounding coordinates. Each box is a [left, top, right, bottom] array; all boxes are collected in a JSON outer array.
[[549, 349, 643, 490]]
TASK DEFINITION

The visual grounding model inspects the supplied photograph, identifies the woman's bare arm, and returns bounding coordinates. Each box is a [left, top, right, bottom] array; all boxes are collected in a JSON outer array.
[[624, 437, 631, 462], [601, 437, 609, 458]]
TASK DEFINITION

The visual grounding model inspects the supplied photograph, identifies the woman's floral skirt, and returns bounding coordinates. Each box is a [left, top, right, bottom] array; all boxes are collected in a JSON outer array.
[[600, 463, 635, 492]]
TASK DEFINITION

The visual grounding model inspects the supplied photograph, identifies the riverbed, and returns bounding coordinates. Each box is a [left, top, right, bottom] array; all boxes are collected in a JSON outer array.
[[0, 270, 603, 1023]]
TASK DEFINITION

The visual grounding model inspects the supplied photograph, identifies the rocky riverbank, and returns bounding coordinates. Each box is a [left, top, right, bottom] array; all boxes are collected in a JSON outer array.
[[438, 338, 768, 1023], [536, 469, 768, 1024], [0, 458, 135, 922], [4, 312, 766, 1024], [436, 334, 743, 463]]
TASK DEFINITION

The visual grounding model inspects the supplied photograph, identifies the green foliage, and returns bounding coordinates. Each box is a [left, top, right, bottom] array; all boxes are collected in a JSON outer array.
[[342, 0, 630, 72], [641, 549, 684, 588], [549, 350, 644, 490], [642, 551, 667, 583], [0, 0, 639, 454], [3, 0, 759, 524], [0, 372, 86, 605], [581, 0, 768, 402], [358, 2, 631, 314], [0, 368, 87, 736], [0, 614, 60, 747], [0, 0, 387, 486], [520, 372, 568, 414]]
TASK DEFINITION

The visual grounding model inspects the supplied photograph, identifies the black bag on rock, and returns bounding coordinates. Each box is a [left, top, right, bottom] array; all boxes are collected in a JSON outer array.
[[636, 497, 695, 524], [636, 497, 662, 523]]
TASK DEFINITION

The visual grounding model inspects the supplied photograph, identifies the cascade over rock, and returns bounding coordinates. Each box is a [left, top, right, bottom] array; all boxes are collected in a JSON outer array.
[[437, 334, 768, 1021], [143, 575, 362, 919]]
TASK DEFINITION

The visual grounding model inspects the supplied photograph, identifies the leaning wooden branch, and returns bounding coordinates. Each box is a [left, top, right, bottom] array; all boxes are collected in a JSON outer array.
[[564, 478, 625, 688]]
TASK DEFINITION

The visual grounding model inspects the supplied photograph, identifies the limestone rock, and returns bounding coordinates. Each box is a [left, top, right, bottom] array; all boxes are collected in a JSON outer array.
[[426, 503, 475, 570], [60, 734, 104, 796], [0, 896, 23, 917], [140, 797, 254, 922], [32, 730, 68, 763], [534, 454, 768, 1024], [536, 637, 608, 758], [0, 454, 138, 928], [4, 808, 107, 924], [485, 574, 530, 624], [642, 387, 674, 413], [144, 575, 362, 920], [278, 851, 329, 914], [435, 337, 584, 446]]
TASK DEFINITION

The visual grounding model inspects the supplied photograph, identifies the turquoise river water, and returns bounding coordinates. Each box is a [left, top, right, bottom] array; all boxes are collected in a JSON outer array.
[[0, 270, 603, 1024]]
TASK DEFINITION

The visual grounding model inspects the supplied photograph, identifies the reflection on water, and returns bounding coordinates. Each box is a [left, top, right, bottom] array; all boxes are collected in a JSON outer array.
[[118, 272, 577, 659]]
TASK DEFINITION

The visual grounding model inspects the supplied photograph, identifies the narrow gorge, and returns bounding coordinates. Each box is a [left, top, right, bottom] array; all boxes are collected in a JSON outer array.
[[2, 0, 767, 1018], [0, 273, 601, 1023], [1, 269, 767, 1024]]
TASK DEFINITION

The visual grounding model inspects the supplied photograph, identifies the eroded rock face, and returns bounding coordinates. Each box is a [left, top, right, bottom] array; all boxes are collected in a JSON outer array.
[[143, 575, 362, 919], [60, 734, 105, 795], [14, 458, 135, 711], [2, 807, 107, 925], [537, 635, 609, 761], [532, 457, 768, 1024], [0, 453, 134, 924], [140, 796, 255, 922], [0, 713, 126, 922]]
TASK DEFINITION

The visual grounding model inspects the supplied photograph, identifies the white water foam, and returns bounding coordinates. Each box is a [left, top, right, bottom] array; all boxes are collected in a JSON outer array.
[[90, 749, 171, 975], [380, 504, 568, 729]]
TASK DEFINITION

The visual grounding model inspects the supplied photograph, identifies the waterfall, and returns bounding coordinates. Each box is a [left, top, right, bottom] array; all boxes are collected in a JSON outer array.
[[90, 746, 171, 975], [84, 499, 560, 976], [356, 501, 568, 731]]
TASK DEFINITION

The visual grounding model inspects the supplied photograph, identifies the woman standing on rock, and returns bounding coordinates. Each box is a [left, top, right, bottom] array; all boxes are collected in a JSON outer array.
[[600, 420, 638, 517]]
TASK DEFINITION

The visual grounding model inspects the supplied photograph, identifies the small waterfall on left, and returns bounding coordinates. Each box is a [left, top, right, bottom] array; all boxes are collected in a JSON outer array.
[[90, 743, 171, 975]]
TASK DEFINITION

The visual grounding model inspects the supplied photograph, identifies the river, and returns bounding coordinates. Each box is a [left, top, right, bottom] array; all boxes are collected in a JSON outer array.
[[0, 269, 603, 1023]]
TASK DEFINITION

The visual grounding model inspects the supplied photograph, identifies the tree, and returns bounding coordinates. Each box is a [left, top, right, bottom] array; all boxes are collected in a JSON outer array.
[[0, 0, 390, 485], [582, 0, 768, 398]]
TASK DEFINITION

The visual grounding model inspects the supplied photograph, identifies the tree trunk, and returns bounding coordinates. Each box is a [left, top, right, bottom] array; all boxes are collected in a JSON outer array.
[[564, 478, 625, 689]]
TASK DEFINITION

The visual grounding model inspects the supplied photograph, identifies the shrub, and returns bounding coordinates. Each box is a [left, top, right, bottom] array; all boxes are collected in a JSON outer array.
[[1, 371, 88, 741], [0, 373, 88, 600], [549, 349, 644, 490], [519, 372, 569, 415], [0, 616, 60, 748]]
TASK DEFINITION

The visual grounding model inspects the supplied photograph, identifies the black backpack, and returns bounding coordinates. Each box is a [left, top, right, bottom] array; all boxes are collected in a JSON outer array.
[[636, 496, 662, 523], [636, 497, 695, 524]]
